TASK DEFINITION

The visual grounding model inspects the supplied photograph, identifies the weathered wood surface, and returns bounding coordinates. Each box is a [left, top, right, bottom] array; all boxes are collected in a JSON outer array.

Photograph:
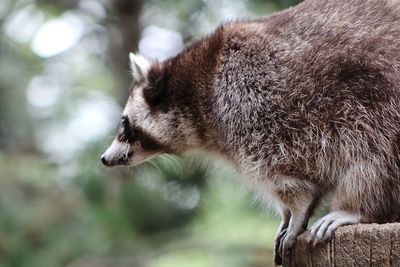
[[283, 223, 400, 267]]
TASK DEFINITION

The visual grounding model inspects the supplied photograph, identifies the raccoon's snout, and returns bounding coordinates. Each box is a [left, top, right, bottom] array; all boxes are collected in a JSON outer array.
[[101, 155, 111, 167], [101, 152, 133, 167], [101, 139, 134, 167]]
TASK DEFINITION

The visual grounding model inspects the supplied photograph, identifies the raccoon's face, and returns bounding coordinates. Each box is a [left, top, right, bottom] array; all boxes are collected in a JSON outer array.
[[101, 53, 176, 167]]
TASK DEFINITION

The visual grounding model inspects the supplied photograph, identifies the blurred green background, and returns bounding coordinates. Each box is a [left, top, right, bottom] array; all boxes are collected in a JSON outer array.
[[0, 0, 301, 266]]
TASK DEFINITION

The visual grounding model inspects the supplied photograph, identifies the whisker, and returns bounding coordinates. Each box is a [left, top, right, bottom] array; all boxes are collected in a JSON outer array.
[[121, 141, 131, 160]]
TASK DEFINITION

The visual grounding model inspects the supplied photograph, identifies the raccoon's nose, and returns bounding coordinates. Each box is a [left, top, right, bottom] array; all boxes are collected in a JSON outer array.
[[101, 155, 111, 167]]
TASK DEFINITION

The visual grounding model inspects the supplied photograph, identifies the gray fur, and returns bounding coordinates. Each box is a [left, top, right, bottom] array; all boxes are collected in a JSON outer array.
[[102, 0, 400, 264]]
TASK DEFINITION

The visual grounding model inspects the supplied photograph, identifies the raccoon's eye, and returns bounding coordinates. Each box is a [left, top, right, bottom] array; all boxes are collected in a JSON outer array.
[[121, 116, 129, 129], [119, 115, 137, 142]]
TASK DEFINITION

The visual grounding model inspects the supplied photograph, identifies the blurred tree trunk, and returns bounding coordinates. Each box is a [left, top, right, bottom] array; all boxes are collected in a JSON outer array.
[[0, 36, 35, 152], [42, 0, 142, 103], [109, 0, 141, 104]]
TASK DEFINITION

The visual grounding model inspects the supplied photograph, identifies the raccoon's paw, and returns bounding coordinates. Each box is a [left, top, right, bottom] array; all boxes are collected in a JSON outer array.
[[307, 211, 361, 245], [274, 228, 287, 265], [278, 229, 297, 259]]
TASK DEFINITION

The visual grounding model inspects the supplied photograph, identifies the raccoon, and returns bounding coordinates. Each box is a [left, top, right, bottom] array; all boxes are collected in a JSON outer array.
[[101, 0, 400, 264]]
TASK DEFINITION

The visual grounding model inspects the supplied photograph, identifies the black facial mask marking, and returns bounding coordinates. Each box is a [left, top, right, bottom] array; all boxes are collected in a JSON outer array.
[[116, 115, 173, 154], [118, 115, 137, 143]]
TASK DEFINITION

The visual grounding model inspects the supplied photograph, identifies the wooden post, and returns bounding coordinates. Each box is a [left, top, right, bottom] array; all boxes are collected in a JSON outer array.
[[283, 223, 400, 267]]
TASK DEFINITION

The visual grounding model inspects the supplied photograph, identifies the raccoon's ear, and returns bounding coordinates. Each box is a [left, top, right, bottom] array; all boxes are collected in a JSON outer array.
[[143, 63, 168, 107], [129, 52, 151, 83]]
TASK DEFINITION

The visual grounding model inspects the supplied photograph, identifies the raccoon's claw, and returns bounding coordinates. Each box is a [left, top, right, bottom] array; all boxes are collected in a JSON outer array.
[[307, 211, 361, 244], [277, 228, 288, 241], [274, 250, 283, 266], [278, 230, 297, 260], [274, 228, 287, 265]]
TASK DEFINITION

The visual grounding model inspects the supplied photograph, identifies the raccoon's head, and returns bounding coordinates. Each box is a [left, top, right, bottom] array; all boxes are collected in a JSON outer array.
[[101, 53, 197, 167]]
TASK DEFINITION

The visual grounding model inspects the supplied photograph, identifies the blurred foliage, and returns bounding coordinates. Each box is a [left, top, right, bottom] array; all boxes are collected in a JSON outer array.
[[0, 0, 301, 266]]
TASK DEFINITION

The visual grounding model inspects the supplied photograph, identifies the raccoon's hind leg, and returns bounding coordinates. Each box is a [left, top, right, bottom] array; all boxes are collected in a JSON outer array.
[[307, 160, 385, 244], [307, 211, 361, 244]]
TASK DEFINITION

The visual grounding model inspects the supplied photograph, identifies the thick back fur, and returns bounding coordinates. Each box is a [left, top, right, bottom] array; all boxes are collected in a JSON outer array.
[[157, 0, 400, 222], [104, 0, 400, 225]]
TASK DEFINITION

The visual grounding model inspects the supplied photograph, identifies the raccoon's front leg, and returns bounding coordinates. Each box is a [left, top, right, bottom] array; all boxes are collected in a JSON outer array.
[[274, 208, 290, 265], [274, 184, 320, 264], [278, 198, 315, 258]]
